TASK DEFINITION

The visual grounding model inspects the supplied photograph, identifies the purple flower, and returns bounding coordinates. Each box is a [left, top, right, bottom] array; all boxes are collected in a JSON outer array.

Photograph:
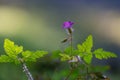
[[63, 21, 74, 29]]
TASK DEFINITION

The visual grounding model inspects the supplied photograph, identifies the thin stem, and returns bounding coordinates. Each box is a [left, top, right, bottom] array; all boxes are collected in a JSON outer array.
[[65, 29, 74, 80], [67, 28, 73, 55], [70, 33, 73, 55], [19, 58, 34, 80], [22, 63, 34, 80]]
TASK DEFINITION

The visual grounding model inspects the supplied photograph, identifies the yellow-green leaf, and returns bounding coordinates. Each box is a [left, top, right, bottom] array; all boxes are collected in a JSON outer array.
[[22, 50, 48, 62], [93, 48, 117, 60], [77, 35, 93, 56], [83, 53, 93, 64], [82, 35, 93, 53], [4, 39, 23, 58], [77, 44, 85, 53], [0, 55, 13, 63], [59, 53, 71, 61]]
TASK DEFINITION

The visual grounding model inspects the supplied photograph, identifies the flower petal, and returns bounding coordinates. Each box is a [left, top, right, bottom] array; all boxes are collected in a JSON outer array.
[[63, 21, 74, 29]]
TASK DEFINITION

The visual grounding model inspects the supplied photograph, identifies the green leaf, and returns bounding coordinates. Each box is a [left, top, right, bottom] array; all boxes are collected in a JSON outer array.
[[22, 50, 48, 62], [4, 39, 23, 59], [22, 51, 32, 58], [82, 35, 93, 53], [83, 53, 93, 64], [64, 46, 78, 56], [77, 35, 93, 56], [59, 53, 71, 61], [77, 44, 84, 57], [93, 48, 117, 60], [77, 44, 85, 53], [0, 55, 14, 63], [77, 35, 93, 64]]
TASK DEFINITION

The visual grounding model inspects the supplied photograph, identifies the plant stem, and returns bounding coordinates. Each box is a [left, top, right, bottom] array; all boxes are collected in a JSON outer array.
[[65, 30, 73, 80], [70, 36, 72, 55], [22, 63, 34, 80], [66, 27, 73, 55], [19, 58, 34, 80]]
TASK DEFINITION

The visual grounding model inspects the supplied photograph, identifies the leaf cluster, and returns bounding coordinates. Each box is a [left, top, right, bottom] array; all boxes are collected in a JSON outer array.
[[59, 35, 117, 64], [0, 39, 48, 64]]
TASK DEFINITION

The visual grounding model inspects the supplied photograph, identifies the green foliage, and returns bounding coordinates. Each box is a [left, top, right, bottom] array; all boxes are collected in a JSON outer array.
[[64, 47, 78, 56], [59, 53, 71, 61], [0, 55, 13, 63], [77, 35, 117, 64], [0, 18, 118, 80], [60, 35, 117, 64], [77, 35, 93, 64], [0, 39, 48, 64], [93, 48, 117, 60], [83, 53, 93, 64], [79, 35, 93, 53], [0, 34, 118, 80], [22, 50, 48, 62], [4, 39, 23, 59], [59, 46, 78, 62]]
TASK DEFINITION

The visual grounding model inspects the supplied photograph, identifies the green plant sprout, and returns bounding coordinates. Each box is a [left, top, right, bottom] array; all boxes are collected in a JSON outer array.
[[0, 39, 48, 80], [59, 21, 117, 80]]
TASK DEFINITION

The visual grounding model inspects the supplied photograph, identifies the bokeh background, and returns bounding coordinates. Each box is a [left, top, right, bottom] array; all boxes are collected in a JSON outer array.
[[0, 0, 120, 80]]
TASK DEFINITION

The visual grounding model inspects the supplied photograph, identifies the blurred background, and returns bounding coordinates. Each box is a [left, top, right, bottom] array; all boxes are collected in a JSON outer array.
[[0, 0, 120, 80]]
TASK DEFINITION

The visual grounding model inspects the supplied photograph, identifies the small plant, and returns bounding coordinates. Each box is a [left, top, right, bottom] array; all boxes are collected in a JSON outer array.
[[58, 21, 117, 80], [0, 39, 48, 80], [0, 21, 117, 80]]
